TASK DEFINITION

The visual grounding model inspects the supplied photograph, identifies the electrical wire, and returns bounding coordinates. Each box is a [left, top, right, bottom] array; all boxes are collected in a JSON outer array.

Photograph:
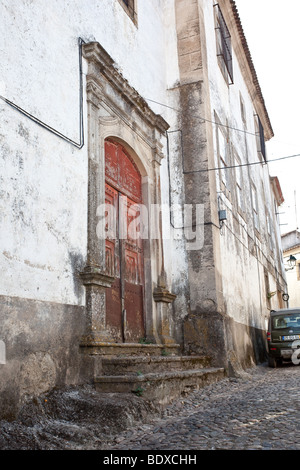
[[0, 37, 85, 149], [150, 97, 300, 172], [146, 97, 257, 137], [166, 129, 300, 187], [195, 152, 300, 174], [166, 127, 300, 174], [222, 217, 286, 286], [1, 40, 299, 170]]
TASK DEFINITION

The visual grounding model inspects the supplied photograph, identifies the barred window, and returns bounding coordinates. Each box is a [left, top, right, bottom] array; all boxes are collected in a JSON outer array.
[[251, 184, 259, 231], [234, 153, 243, 211], [118, 0, 137, 23], [297, 261, 300, 281], [266, 212, 274, 251], [240, 94, 246, 126], [214, 4, 233, 84], [254, 114, 266, 162], [217, 126, 228, 187]]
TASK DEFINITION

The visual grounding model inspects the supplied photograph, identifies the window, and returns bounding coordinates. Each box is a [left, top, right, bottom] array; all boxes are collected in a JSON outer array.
[[297, 261, 300, 281], [251, 184, 259, 230], [264, 269, 271, 308], [240, 94, 246, 126], [214, 4, 233, 84], [118, 0, 137, 23], [254, 114, 266, 162], [272, 313, 300, 329], [234, 153, 243, 211], [266, 212, 274, 252], [217, 125, 229, 188]]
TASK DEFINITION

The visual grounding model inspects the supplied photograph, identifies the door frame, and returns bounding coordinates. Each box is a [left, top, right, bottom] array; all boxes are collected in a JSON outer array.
[[80, 41, 176, 346]]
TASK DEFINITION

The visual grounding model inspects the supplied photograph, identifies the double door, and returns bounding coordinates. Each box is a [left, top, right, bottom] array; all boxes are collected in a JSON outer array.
[[105, 140, 145, 342]]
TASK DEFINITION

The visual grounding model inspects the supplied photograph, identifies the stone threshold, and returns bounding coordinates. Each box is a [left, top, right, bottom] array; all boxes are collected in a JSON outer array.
[[94, 367, 226, 404], [80, 341, 181, 356], [101, 355, 212, 374]]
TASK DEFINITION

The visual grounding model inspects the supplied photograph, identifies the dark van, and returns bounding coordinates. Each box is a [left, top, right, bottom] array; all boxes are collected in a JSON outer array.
[[267, 308, 300, 367]]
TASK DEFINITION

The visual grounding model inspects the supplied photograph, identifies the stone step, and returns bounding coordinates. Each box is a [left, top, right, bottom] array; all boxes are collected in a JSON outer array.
[[80, 341, 181, 357], [101, 355, 212, 375], [94, 367, 226, 405]]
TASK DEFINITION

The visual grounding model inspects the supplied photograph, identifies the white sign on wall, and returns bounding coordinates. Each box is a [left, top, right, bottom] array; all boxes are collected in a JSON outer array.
[[0, 341, 6, 365]]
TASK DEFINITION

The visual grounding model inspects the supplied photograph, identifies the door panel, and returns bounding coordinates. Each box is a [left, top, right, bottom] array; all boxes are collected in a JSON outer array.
[[105, 183, 123, 341], [124, 282, 144, 343], [105, 140, 145, 343]]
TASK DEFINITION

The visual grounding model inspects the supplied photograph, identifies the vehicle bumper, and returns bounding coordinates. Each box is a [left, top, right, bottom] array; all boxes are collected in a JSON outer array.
[[268, 342, 294, 359]]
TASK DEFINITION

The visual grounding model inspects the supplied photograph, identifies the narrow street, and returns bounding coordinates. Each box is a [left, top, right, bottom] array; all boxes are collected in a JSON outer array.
[[101, 363, 300, 451]]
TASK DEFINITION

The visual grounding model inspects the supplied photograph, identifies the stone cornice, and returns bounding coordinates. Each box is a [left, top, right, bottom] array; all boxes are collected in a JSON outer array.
[[80, 265, 115, 288], [283, 245, 300, 255], [270, 176, 284, 206], [83, 42, 169, 136], [153, 286, 177, 304]]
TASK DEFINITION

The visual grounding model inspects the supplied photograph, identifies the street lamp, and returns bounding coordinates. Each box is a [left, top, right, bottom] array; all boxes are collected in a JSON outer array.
[[285, 254, 297, 271]]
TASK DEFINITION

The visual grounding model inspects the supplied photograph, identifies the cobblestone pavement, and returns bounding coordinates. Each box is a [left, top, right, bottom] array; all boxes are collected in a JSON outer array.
[[101, 363, 300, 450]]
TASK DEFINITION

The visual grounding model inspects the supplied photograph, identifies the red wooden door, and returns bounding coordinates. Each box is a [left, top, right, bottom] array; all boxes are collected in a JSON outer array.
[[105, 140, 145, 342]]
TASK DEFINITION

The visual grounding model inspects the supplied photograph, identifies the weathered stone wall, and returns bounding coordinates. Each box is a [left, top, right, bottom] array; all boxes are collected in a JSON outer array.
[[173, 0, 287, 370], [0, 295, 90, 420], [184, 310, 267, 370]]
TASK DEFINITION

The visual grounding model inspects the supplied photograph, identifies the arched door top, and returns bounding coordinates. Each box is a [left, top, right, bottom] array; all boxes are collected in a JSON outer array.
[[105, 139, 142, 203]]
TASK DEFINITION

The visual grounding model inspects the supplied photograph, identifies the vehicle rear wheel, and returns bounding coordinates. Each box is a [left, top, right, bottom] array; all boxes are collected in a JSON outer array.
[[268, 356, 278, 368]]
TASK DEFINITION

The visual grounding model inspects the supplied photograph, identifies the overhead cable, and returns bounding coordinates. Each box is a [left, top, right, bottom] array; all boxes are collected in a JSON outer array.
[[0, 37, 85, 149]]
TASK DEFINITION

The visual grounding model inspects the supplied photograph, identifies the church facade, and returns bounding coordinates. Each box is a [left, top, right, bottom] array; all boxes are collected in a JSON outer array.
[[0, 0, 286, 418]]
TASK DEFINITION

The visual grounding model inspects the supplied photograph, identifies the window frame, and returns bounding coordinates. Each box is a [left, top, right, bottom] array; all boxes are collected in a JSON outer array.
[[240, 93, 247, 127], [118, 0, 137, 24], [266, 211, 274, 253], [251, 183, 259, 232], [214, 3, 234, 85], [264, 269, 271, 308], [233, 151, 244, 213], [254, 114, 266, 162], [297, 260, 300, 281], [216, 123, 230, 190]]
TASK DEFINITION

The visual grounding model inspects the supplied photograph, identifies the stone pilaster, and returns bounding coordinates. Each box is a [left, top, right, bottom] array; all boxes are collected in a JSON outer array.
[[80, 267, 115, 345], [153, 275, 177, 345]]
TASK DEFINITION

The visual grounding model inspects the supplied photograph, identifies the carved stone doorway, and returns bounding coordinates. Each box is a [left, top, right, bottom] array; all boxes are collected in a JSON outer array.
[[80, 41, 177, 350]]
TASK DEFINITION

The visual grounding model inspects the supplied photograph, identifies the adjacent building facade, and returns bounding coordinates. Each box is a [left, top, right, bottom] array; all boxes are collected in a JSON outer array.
[[281, 230, 300, 308], [0, 0, 287, 418]]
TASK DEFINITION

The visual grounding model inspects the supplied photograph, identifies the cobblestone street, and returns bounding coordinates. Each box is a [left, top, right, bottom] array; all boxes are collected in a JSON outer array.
[[102, 363, 300, 451]]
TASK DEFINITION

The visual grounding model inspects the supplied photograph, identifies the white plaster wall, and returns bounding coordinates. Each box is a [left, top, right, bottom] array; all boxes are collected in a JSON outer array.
[[285, 269, 300, 308], [0, 0, 174, 306], [202, 0, 285, 328], [0, 99, 88, 305], [153, 0, 190, 321], [1, 1, 168, 129], [284, 250, 300, 308]]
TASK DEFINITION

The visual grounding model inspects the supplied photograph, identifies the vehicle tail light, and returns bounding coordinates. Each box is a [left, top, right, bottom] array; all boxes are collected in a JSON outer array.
[[267, 332, 271, 341], [270, 348, 277, 351]]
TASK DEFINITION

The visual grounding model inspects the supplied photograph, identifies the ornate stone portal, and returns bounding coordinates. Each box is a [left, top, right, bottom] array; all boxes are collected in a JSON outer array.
[[80, 42, 177, 350]]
